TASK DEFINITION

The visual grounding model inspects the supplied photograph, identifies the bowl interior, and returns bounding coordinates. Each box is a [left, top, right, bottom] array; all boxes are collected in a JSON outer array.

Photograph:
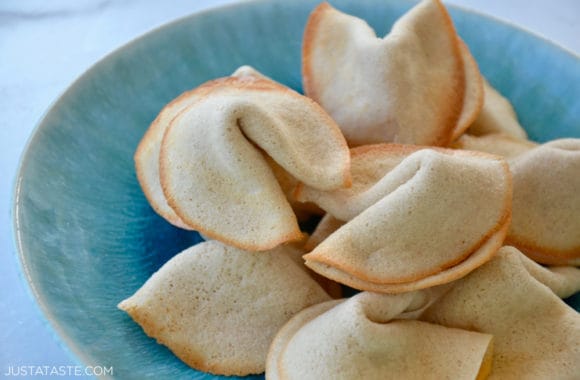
[[14, 0, 580, 379]]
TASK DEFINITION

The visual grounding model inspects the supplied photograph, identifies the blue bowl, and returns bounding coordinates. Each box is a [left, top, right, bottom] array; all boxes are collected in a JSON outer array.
[[13, 0, 580, 379]]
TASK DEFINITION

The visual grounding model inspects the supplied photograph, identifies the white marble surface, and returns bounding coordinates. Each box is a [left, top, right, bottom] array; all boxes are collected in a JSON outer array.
[[1, 0, 578, 378]]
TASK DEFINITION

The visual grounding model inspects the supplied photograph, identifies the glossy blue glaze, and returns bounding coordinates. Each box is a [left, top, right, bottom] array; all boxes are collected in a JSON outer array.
[[13, 0, 580, 379]]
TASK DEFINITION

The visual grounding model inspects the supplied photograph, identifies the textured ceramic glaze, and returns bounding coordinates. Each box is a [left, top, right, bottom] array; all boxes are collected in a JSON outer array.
[[13, 0, 580, 379]]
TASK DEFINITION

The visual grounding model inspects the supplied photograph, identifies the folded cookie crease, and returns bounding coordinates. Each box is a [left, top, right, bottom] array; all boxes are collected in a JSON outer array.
[[267, 290, 493, 380], [134, 66, 271, 229], [297, 144, 418, 221], [300, 145, 512, 293], [136, 67, 350, 251], [422, 246, 580, 379]]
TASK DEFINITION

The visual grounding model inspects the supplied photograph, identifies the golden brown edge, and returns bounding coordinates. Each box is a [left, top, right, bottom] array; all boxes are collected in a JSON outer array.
[[301, 2, 332, 103], [428, 0, 467, 147], [302, 1, 466, 148], [451, 39, 484, 141], [209, 75, 352, 190], [302, 152, 512, 285], [304, 219, 510, 294], [157, 75, 354, 251], [134, 89, 201, 229], [306, 202, 511, 285], [504, 235, 580, 265], [294, 141, 510, 201], [266, 299, 343, 380], [118, 301, 266, 376], [158, 78, 304, 251]]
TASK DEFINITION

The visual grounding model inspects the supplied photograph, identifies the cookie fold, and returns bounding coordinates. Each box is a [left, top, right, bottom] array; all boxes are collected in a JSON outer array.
[[300, 145, 512, 293], [422, 246, 580, 379], [506, 139, 580, 265], [267, 291, 493, 380], [156, 70, 349, 250], [134, 66, 269, 229]]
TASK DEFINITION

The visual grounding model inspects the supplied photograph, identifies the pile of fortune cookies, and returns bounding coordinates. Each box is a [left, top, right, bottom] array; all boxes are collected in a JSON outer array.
[[118, 1, 580, 379]]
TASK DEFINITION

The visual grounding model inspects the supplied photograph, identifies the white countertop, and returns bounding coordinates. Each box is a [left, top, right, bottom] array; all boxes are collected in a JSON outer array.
[[1, 0, 578, 377]]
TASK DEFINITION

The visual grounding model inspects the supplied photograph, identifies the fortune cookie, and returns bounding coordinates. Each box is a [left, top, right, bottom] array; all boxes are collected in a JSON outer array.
[[134, 66, 268, 229], [468, 78, 528, 140], [267, 291, 493, 380], [118, 240, 331, 376], [303, 0, 482, 146], [299, 145, 512, 293], [506, 139, 580, 265], [158, 71, 350, 251], [134, 86, 201, 230], [422, 246, 580, 379], [453, 39, 484, 140]]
